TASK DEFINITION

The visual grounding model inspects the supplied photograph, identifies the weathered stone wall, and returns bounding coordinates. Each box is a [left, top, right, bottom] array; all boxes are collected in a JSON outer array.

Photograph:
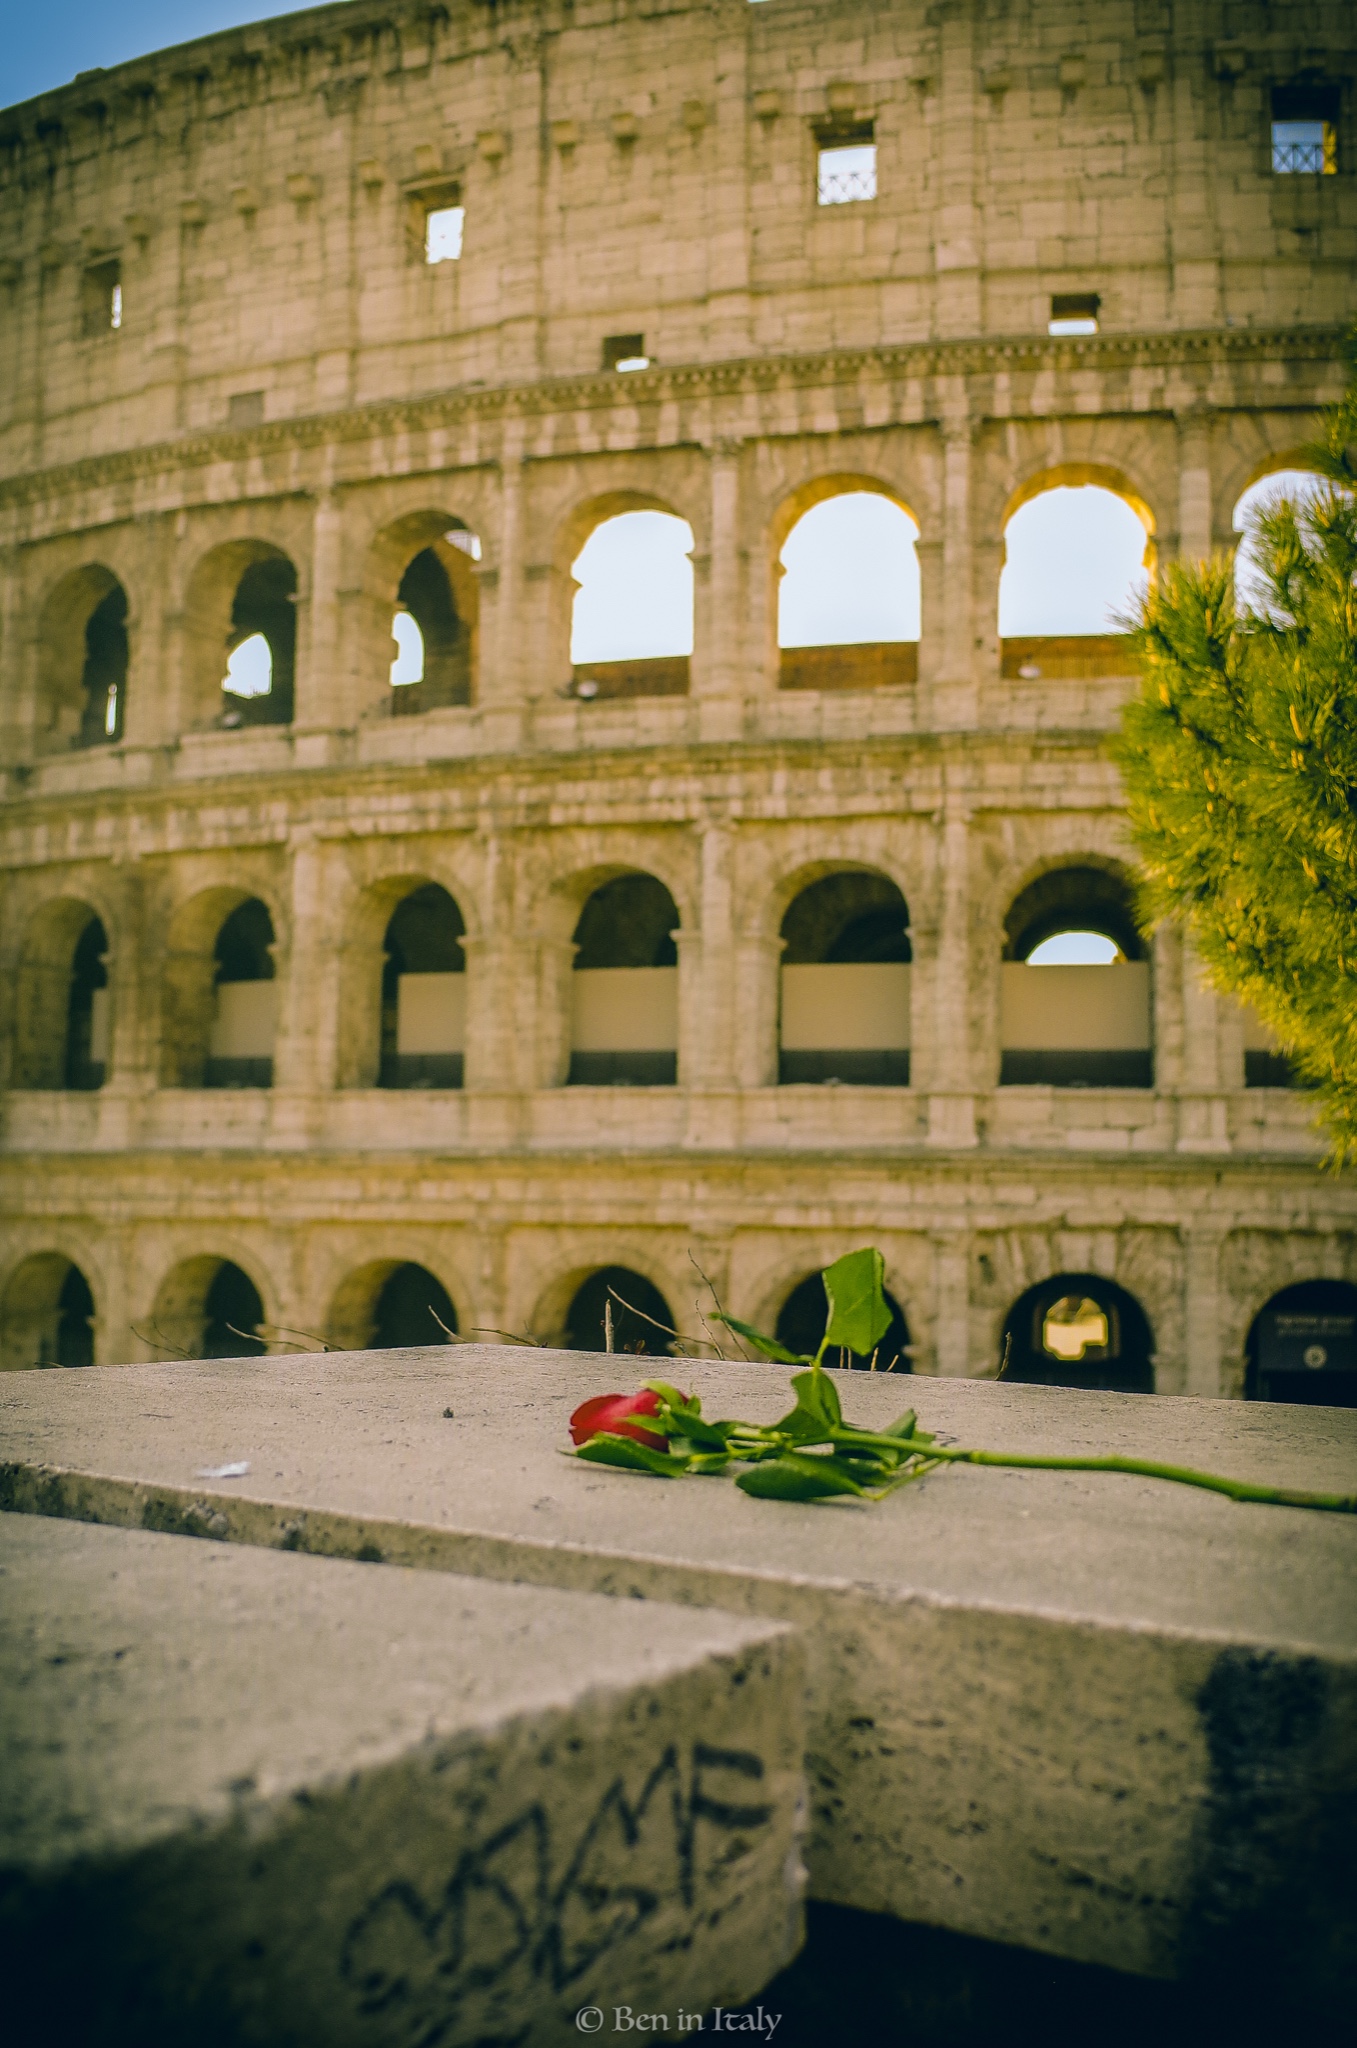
[[1, 0, 1355, 1385]]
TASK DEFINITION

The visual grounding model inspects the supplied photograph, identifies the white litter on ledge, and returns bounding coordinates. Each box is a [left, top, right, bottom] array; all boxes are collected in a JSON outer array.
[[195, 1461, 250, 1480]]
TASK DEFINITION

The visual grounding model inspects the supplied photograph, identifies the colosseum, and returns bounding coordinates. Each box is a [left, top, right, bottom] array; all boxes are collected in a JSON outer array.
[[2, 0, 1355, 1398]]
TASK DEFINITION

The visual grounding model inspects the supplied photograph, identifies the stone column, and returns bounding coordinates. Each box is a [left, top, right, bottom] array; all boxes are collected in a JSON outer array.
[[294, 487, 344, 743], [0, 545, 30, 761], [487, 441, 532, 706], [733, 933, 783, 1091], [926, 416, 982, 727], [1176, 932, 1231, 1155], [930, 1231, 974, 1377], [1182, 1226, 1227, 1398], [692, 441, 743, 713], [924, 794, 977, 1148], [271, 831, 342, 1124], [679, 824, 737, 1092], [1176, 411, 1213, 565]]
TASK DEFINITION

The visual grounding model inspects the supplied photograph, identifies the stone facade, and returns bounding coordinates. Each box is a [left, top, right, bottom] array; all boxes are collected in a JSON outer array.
[[1, 0, 1355, 1388]]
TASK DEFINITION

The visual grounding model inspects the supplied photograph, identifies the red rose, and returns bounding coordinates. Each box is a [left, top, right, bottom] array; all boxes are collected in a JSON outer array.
[[570, 1388, 669, 1452]]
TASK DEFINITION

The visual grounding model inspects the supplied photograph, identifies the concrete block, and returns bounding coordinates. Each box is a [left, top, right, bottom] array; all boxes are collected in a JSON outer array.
[[0, 1510, 805, 2044], [2, 1353, 1355, 1987]]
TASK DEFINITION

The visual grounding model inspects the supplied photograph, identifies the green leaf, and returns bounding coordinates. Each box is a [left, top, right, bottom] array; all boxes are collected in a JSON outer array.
[[736, 1451, 867, 1502], [791, 1367, 842, 1427], [884, 1409, 918, 1440], [821, 1248, 893, 1358], [643, 1379, 693, 1410], [685, 1452, 735, 1475], [662, 1406, 733, 1451], [715, 1313, 809, 1365], [573, 1433, 686, 1478]]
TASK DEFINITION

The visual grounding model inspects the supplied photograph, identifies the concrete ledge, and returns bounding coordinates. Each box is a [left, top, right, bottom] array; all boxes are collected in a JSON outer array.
[[0, 1511, 805, 2045], [2, 1350, 1355, 1986]]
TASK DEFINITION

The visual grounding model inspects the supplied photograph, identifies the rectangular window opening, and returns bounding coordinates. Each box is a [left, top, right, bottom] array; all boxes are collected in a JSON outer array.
[[603, 333, 649, 372], [81, 258, 122, 338], [1271, 86, 1339, 174], [425, 203, 465, 263], [1049, 291, 1100, 337], [227, 390, 265, 428], [816, 129, 876, 206]]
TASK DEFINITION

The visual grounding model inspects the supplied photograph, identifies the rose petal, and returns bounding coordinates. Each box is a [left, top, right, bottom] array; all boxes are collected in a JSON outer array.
[[570, 1388, 668, 1451]]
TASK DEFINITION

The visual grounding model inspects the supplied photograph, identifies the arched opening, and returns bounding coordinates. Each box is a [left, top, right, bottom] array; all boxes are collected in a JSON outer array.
[[563, 1267, 676, 1355], [998, 480, 1151, 681], [1, 1254, 96, 1370], [379, 884, 466, 1088], [1246, 1281, 1357, 1409], [775, 1272, 912, 1372], [569, 874, 679, 1086], [1001, 1274, 1154, 1394], [12, 900, 109, 1091], [1000, 867, 1151, 1087], [389, 536, 476, 714], [151, 1256, 266, 1360], [1232, 466, 1345, 617], [219, 555, 296, 726], [206, 899, 276, 1088], [778, 489, 920, 692], [373, 1264, 458, 1348], [327, 1260, 459, 1351], [36, 565, 129, 753], [779, 872, 911, 1085], [570, 510, 693, 701]]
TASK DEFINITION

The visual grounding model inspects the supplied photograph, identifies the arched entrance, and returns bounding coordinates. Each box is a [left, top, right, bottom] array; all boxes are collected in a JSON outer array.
[[1246, 1281, 1357, 1409], [1001, 1274, 1154, 1394]]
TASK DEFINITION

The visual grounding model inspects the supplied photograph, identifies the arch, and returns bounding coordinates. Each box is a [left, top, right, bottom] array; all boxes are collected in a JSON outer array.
[[327, 1259, 458, 1351], [379, 882, 467, 1089], [562, 1266, 677, 1355], [184, 539, 298, 731], [1231, 462, 1350, 616], [1000, 1273, 1154, 1393], [775, 1270, 912, 1372], [12, 898, 110, 1090], [998, 467, 1154, 677], [774, 477, 921, 693], [778, 869, 911, 1086], [568, 872, 680, 1086], [381, 515, 480, 713], [149, 1255, 267, 1360], [160, 886, 280, 1089], [1, 1252, 96, 1370], [567, 496, 694, 700], [1245, 1280, 1357, 1409], [999, 865, 1151, 1088], [35, 563, 129, 754]]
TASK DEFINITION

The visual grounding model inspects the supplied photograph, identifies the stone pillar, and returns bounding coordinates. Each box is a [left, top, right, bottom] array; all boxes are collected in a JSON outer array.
[[924, 795, 977, 1148], [1176, 412, 1213, 565], [927, 416, 982, 726], [915, 537, 944, 687], [271, 831, 342, 1119], [488, 445, 534, 705], [930, 1231, 973, 1376], [1183, 1226, 1227, 1397], [295, 488, 344, 739], [692, 441, 743, 710], [679, 824, 736, 1091], [0, 545, 30, 761]]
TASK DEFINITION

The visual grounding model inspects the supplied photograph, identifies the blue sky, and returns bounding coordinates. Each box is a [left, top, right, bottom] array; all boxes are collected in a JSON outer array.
[[2, 2, 306, 106]]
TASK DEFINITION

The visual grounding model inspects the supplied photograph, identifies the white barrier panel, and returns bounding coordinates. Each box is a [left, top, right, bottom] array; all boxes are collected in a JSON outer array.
[[572, 966, 678, 1051], [780, 963, 910, 1050], [396, 972, 466, 1055], [209, 981, 277, 1059], [1001, 962, 1150, 1051]]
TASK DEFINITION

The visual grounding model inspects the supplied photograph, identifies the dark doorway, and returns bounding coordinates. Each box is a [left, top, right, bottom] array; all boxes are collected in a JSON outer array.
[[372, 1264, 457, 1348], [65, 916, 109, 1091], [564, 1267, 676, 1355], [1246, 1280, 1357, 1408], [201, 1263, 266, 1358], [1001, 1273, 1154, 1393]]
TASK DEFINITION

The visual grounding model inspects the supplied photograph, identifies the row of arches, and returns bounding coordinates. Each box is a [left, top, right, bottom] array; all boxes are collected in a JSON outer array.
[[8, 1247, 1352, 1407], [12, 862, 1215, 1096], [28, 466, 1317, 750]]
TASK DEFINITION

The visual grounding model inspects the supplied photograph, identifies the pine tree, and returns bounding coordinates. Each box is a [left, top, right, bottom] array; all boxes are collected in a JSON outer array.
[[1111, 336, 1357, 1163]]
